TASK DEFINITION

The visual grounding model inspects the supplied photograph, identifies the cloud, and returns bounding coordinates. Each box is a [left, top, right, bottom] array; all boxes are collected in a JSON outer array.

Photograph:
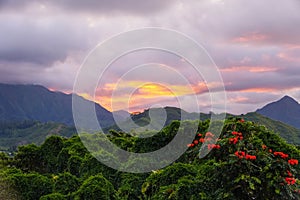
[[0, 0, 300, 114], [0, 14, 91, 66], [0, 0, 176, 15]]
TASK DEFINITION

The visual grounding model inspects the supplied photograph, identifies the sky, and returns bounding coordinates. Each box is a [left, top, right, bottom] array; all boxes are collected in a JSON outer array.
[[1, 0, 300, 114]]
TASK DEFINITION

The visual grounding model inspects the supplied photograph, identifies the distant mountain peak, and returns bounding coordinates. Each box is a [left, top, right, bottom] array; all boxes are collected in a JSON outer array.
[[256, 95, 300, 129], [279, 95, 299, 104]]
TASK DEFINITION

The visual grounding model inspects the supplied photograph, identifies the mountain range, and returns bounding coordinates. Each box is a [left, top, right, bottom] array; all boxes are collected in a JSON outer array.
[[0, 83, 300, 150]]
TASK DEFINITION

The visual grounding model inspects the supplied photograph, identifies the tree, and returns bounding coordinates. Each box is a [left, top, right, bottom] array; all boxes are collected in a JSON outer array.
[[14, 144, 42, 172], [8, 172, 52, 200], [40, 135, 64, 173], [53, 172, 79, 195], [75, 174, 115, 200], [67, 156, 82, 177], [40, 193, 65, 200]]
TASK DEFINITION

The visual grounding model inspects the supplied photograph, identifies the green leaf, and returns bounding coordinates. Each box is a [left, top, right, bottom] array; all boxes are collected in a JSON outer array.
[[249, 182, 255, 190], [252, 177, 261, 184]]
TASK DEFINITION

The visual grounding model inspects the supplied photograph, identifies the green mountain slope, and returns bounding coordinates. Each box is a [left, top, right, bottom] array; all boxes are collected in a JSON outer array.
[[0, 120, 76, 152], [0, 83, 115, 128], [241, 112, 300, 145]]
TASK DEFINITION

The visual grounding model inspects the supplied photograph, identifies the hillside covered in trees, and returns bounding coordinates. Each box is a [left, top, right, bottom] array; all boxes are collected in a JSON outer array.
[[0, 118, 300, 199]]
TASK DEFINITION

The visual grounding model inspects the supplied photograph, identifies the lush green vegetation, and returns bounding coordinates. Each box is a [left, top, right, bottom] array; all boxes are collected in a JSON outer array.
[[0, 120, 76, 153], [242, 112, 300, 145], [1, 109, 300, 158], [0, 118, 299, 199]]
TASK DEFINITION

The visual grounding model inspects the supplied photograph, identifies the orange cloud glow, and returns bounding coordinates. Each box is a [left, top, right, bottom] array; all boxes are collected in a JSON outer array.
[[92, 81, 198, 112], [239, 87, 277, 93], [90, 79, 225, 112]]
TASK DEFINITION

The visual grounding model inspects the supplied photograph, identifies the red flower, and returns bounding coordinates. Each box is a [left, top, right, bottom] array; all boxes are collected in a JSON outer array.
[[245, 154, 256, 160], [239, 119, 245, 123], [229, 137, 238, 144], [288, 159, 299, 165], [208, 144, 221, 150], [232, 131, 239, 135], [231, 132, 243, 141], [207, 144, 212, 150], [285, 177, 296, 185], [193, 140, 199, 145], [269, 149, 272, 153], [232, 131, 243, 136], [287, 170, 293, 177], [234, 151, 246, 159], [199, 138, 205, 143], [262, 144, 267, 150], [197, 133, 202, 137], [187, 143, 194, 147], [206, 132, 214, 138], [274, 151, 289, 159]]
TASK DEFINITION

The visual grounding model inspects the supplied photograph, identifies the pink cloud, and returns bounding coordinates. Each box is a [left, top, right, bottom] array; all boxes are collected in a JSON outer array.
[[221, 66, 279, 73], [231, 32, 269, 43]]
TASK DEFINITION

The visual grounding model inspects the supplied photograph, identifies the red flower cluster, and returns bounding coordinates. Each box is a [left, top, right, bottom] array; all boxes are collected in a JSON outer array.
[[207, 144, 221, 150], [187, 132, 219, 148], [245, 154, 257, 160], [187, 143, 194, 147], [239, 119, 245, 123], [274, 151, 289, 159], [198, 132, 216, 143], [234, 151, 256, 160], [288, 159, 299, 165], [234, 151, 246, 159], [285, 169, 297, 185], [206, 132, 214, 138], [285, 177, 296, 185], [229, 131, 243, 144], [229, 137, 238, 144]]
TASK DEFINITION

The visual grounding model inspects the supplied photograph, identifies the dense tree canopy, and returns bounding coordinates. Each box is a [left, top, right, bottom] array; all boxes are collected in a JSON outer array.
[[0, 118, 299, 199]]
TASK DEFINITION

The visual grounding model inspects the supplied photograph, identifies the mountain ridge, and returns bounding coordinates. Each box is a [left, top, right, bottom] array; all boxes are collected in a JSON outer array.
[[256, 95, 300, 129], [0, 83, 115, 128]]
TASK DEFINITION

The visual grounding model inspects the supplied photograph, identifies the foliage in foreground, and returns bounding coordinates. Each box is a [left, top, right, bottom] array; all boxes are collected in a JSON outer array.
[[0, 118, 300, 199]]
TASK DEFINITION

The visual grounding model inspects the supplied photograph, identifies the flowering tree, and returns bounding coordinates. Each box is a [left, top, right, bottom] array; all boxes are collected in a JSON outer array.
[[184, 118, 300, 199]]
